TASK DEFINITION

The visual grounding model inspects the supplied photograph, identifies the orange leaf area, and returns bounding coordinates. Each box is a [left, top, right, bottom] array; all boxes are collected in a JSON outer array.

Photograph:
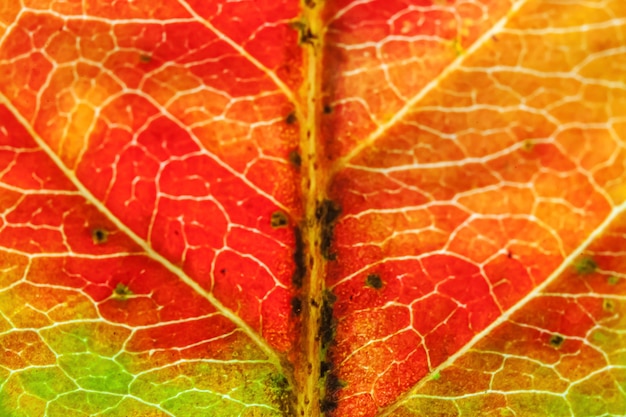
[[324, 0, 626, 414]]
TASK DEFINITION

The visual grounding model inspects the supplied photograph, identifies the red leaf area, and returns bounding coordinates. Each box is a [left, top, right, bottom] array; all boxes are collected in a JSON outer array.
[[0, 2, 299, 374], [0, 102, 275, 365], [1, 0, 626, 416]]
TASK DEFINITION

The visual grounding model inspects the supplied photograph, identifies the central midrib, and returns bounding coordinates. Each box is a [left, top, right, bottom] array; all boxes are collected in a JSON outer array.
[[294, 0, 330, 416]]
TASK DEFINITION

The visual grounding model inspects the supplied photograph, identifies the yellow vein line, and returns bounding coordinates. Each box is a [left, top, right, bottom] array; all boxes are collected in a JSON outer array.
[[175, 0, 298, 107], [333, 0, 529, 172], [299, 0, 326, 414], [0, 94, 284, 372], [380, 199, 626, 416]]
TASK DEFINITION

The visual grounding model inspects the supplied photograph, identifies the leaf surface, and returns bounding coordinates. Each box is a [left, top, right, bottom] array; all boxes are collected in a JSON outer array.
[[0, 1, 625, 416]]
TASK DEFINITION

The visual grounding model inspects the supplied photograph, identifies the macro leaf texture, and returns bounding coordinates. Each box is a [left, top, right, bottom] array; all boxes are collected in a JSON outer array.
[[0, 0, 625, 416]]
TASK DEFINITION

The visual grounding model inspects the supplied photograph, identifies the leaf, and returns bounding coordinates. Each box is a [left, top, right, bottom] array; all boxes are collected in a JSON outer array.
[[0, 1, 625, 416]]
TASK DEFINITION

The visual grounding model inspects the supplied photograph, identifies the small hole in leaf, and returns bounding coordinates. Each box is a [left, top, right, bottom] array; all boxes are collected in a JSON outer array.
[[92, 228, 109, 245], [288, 150, 302, 167], [113, 283, 133, 300], [285, 112, 297, 125], [573, 256, 597, 275], [550, 334, 564, 347], [291, 297, 302, 316], [271, 211, 289, 228], [366, 273, 383, 289], [603, 299, 615, 312]]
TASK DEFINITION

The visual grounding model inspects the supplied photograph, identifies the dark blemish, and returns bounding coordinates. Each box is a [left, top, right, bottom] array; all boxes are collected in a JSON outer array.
[[92, 228, 109, 245], [521, 140, 535, 152], [506, 250, 513, 259], [573, 256, 597, 275], [265, 373, 293, 417], [286, 112, 297, 125], [139, 54, 152, 63], [319, 292, 341, 413], [307, 362, 313, 374], [268, 373, 288, 390], [319, 290, 337, 350], [304, 0, 316, 8], [325, 372, 343, 393], [603, 299, 614, 312], [550, 334, 564, 348], [310, 298, 319, 308], [492, 35, 499, 42], [320, 398, 338, 413], [292, 226, 306, 288], [290, 20, 306, 32], [320, 361, 332, 377], [291, 296, 302, 316], [316, 199, 341, 261], [300, 27, 317, 44], [290, 20, 317, 45], [366, 273, 383, 289], [289, 150, 302, 167], [271, 211, 289, 228], [220, 268, 226, 275], [323, 104, 332, 114], [320, 371, 343, 415], [113, 283, 132, 300]]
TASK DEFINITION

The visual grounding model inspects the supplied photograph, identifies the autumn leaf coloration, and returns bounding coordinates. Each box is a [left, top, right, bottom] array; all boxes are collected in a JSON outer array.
[[0, 0, 624, 416]]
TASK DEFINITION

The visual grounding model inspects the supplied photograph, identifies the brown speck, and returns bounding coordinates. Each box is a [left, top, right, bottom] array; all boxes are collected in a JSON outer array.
[[271, 211, 289, 228], [550, 334, 564, 347], [92, 228, 109, 245], [285, 112, 297, 124]]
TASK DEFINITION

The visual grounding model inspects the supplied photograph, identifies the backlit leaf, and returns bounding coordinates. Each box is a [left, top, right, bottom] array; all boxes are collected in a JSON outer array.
[[0, 1, 624, 416]]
